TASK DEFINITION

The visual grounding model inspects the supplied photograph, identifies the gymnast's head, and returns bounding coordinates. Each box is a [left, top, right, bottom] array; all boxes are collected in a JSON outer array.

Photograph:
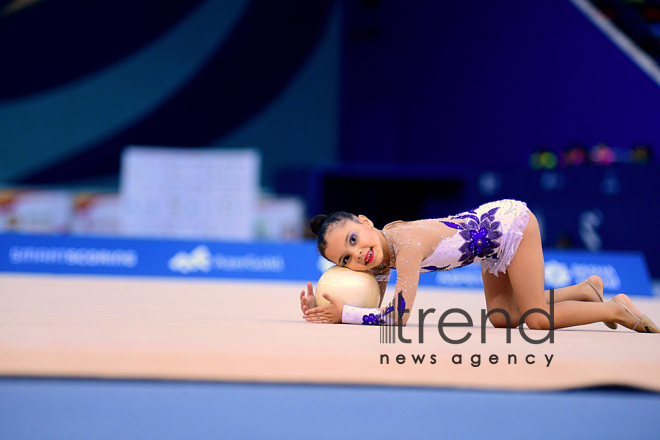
[[310, 211, 383, 270]]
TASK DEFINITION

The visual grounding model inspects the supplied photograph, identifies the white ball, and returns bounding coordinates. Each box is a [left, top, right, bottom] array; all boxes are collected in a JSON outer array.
[[315, 266, 380, 308]]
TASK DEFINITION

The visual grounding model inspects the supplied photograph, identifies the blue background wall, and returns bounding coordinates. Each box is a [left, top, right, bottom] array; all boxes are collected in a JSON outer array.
[[341, 1, 660, 167], [1, 0, 658, 276], [0, 0, 339, 188], [336, 0, 660, 277]]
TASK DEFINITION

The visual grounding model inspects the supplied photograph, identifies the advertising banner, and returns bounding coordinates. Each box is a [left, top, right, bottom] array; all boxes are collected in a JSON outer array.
[[0, 233, 653, 296]]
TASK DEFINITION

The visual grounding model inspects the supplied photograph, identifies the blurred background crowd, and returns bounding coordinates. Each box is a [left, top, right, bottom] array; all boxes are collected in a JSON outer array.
[[1, 0, 659, 278]]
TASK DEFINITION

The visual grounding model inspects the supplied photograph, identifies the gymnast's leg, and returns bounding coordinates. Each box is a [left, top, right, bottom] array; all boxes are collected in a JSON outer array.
[[481, 265, 522, 328], [494, 211, 648, 330], [542, 275, 604, 304], [481, 269, 604, 329]]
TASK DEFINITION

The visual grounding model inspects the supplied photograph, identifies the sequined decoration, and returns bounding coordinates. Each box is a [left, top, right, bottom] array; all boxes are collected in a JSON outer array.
[[396, 294, 406, 317], [442, 207, 502, 266], [359, 292, 404, 326], [422, 264, 450, 272], [362, 313, 383, 325]]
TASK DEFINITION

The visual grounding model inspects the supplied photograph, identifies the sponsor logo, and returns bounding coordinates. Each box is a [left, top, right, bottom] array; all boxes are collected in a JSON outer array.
[[8, 246, 138, 268], [168, 245, 212, 274], [430, 259, 622, 291], [544, 260, 572, 288], [544, 259, 621, 290], [168, 245, 285, 274], [435, 267, 483, 287], [569, 262, 621, 290]]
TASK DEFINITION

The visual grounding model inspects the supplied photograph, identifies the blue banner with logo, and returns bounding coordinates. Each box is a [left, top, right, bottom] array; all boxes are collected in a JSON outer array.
[[415, 249, 653, 296], [0, 233, 653, 296], [0, 233, 321, 281]]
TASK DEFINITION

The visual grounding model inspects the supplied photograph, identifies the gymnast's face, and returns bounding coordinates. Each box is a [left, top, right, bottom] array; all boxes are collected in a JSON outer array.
[[323, 215, 384, 271]]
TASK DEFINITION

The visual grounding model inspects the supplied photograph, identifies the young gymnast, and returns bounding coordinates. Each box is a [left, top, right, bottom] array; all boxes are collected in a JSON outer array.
[[299, 199, 659, 332]]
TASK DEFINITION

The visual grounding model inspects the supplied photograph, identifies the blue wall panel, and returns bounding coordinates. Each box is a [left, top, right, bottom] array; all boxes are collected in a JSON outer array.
[[0, 233, 653, 296], [342, 1, 660, 168]]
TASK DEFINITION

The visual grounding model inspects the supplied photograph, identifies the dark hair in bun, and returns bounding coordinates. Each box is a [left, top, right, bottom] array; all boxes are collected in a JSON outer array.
[[310, 211, 358, 256], [310, 214, 328, 236]]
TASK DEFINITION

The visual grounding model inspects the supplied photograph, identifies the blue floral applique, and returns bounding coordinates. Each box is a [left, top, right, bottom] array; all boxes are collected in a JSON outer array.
[[422, 265, 450, 272], [397, 294, 406, 316], [366, 293, 407, 326], [362, 313, 383, 325], [441, 221, 462, 229], [453, 213, 480, 223], [455, 207, 502, 266], [442, 208, 479, 228], [365, 300, 396, 326]]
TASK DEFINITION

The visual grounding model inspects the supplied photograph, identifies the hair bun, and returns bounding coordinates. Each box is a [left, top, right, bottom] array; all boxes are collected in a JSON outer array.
[[310, 214, 327, 236]]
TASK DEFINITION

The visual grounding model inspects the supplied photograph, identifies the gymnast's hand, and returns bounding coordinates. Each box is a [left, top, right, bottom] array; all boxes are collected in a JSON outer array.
[[304, 293, 344, 324], [300, 282, 317, 317]]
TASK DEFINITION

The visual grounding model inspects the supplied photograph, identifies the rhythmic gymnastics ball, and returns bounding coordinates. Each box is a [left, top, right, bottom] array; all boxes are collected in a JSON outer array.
[[315, 266, 380, 308]]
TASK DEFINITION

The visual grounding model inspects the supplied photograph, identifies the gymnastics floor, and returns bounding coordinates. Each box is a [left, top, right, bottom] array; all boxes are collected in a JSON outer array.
[[1, 273, 659, 438]]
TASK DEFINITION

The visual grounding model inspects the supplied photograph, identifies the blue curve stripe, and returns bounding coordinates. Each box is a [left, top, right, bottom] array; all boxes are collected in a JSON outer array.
[[19, 0, 334, 184], [0, 0, 249, 183], [0, 0, 204, 100]]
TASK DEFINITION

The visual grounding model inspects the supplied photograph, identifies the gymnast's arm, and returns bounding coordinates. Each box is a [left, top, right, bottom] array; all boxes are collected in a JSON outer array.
[[301, 268, 390, 324], [371, 265, 391, 307], [340, 245, 424, 326]]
